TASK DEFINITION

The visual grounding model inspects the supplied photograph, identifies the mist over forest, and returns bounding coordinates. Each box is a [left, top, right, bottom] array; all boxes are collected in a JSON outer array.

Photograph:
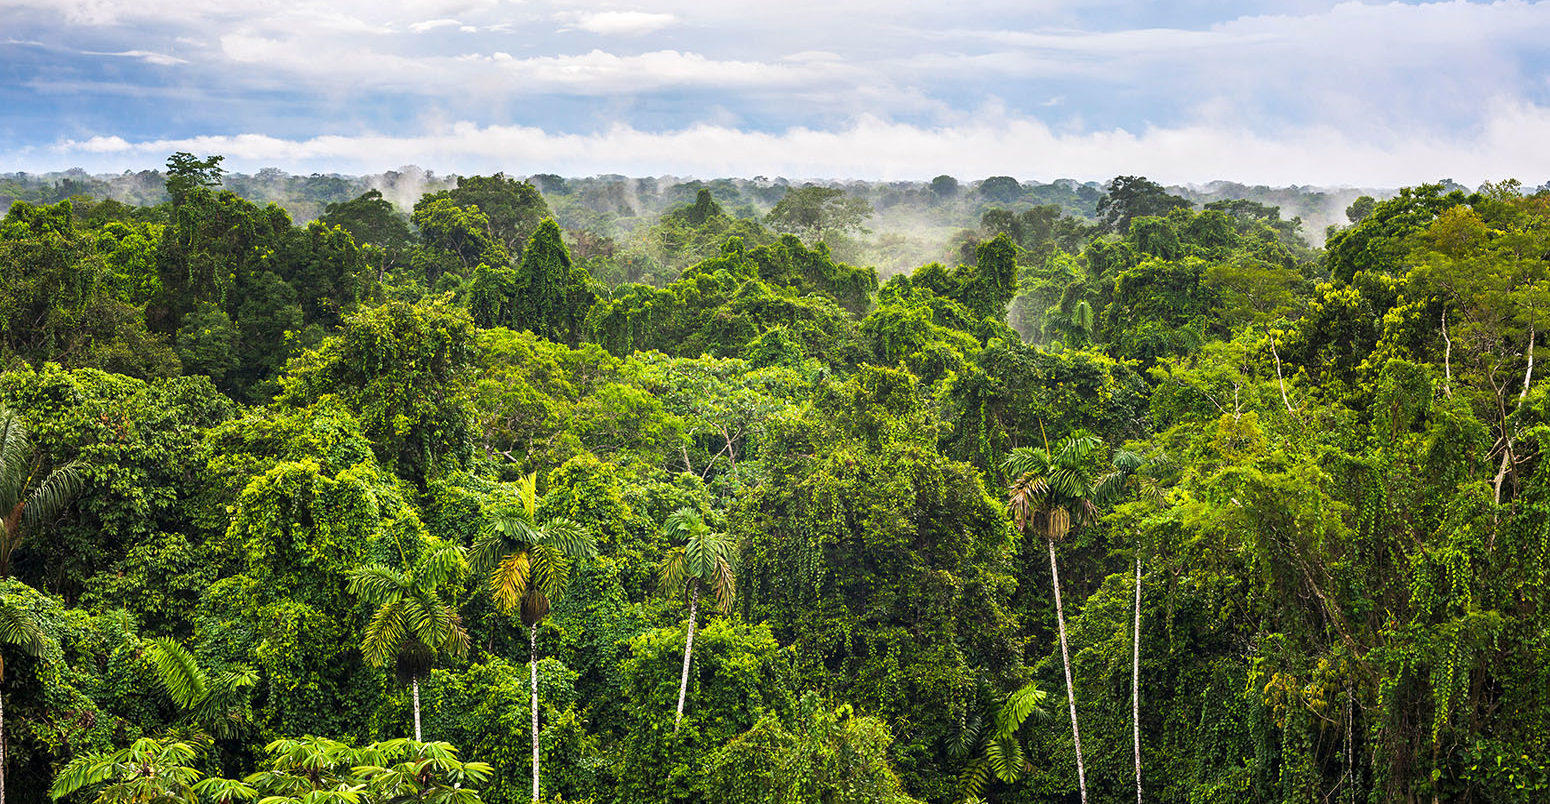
[[2, 166, 1402, 273]]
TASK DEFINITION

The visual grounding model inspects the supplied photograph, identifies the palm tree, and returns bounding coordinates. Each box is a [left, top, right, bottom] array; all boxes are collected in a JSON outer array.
[[472, 473, 595, 803], [1004, 430, 1125, 804], [0, 405, 83, 578], [48, 737, 203, 804], [956, 681, 1050, 800], [1105, 447, 1155, 804], [144, 638, 257, 743], [347, 538, 471, 741], [0, 585, 51, 804], [657, 507, 735, 729]]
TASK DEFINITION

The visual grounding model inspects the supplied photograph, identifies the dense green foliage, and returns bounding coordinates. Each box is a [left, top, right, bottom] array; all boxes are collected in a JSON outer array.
[[4, 158, 1549, 803]]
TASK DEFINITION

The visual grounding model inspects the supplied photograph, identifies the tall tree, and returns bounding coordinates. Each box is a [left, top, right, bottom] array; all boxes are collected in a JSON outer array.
[[657, 507, 736, 729], [442, 174, 552, 257], [0, 584, 51, 804], [511, 219, 595, 347], [163, 152, 224, 206], [1095, 176, 1191, 235], [1004, 431, 1126, 804], [765, 186, 873, 244], [472, 473, 595, 802], [347, 538, 471, 741], [0, 405, 82, 579]]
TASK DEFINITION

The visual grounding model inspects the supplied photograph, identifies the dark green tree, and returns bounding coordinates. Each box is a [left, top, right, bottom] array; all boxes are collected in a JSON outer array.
[[1095, 176, 1191, 234], [510, 219, 596, 347], [0, 406, 82, 579], [164, 153, 224, 205], [0, 582, 53, 804]]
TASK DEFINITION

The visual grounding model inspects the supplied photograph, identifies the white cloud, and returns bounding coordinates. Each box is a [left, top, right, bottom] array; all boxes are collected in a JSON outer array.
[[410, 18, 463, 33], [23, 101, 1550, 186], [82, 48, 187, 65], [561, 10, 676, 36]]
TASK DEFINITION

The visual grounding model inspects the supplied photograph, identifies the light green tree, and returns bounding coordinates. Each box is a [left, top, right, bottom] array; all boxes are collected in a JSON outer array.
[[472, 473, 595, 802], [347, 538, 471, 741], [48, 737, 203, 804], [657, 507, 736, 728], [765, 186, 873, 244]]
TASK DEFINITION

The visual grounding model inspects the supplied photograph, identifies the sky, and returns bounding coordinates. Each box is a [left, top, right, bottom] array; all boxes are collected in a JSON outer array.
[[1, 0, 1548, 185]]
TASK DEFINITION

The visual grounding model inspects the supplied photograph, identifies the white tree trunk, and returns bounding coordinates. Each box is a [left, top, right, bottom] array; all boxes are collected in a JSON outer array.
[[1049, 539, 1087, 804], [1133, 555, 1143, 804], [675, 584, 700, 730], [530, 622, 540, 803], [412, 676, 422, 742], [1495, 325, 1537, 505]]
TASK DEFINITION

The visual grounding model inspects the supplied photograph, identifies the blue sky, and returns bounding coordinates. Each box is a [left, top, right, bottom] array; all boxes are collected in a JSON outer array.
[[2, 0, 1548, 184]]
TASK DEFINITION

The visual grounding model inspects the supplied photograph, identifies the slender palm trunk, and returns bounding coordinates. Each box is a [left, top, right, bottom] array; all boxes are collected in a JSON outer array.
[[1049, 538, 1087, 804], [530, 622, 540, 803], [2, 687, 7, 804], [412, 676, 422, 742], [675, 584, 700, 729], [1133, 555, 1142, 804]]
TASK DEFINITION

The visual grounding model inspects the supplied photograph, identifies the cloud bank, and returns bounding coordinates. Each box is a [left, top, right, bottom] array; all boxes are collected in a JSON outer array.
[[2, 0, 1548, 182], [19, 101, 1550, 187]]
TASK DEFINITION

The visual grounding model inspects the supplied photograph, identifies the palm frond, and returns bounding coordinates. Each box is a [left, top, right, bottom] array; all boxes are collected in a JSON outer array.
[[191, 777, 260, 804], [685, 524, 715, 578], [1110, 448, 1146, 473], [1046, 465, 1088, 499], [195, 667, 257, 739], [527, 542, 572, 602], [1053, 432, 1100, 465], [48, 751, 120, 800], [415, 540, 467, 589], [361, 600, 408, 667], [489, 550, 531, 614], [146, 636, 209, 712], [947, 709, 984, 762], [986, 734, 1027, 783], [1002, 447, 1049, 480], [992, 682, 1049, 741], [0, 409, 32, 510], [21, 460, 83, 531], [347, 565, 409, 607], [539, 516, 596, 560], [441, 610, 470, 658], [663, 507, 704, 545], [658, 548, 686, 596], [709, 555, 736, 613], [957, 756, 993, 799], [517, 472, 539, 519], [0, 595, 48, 662]]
